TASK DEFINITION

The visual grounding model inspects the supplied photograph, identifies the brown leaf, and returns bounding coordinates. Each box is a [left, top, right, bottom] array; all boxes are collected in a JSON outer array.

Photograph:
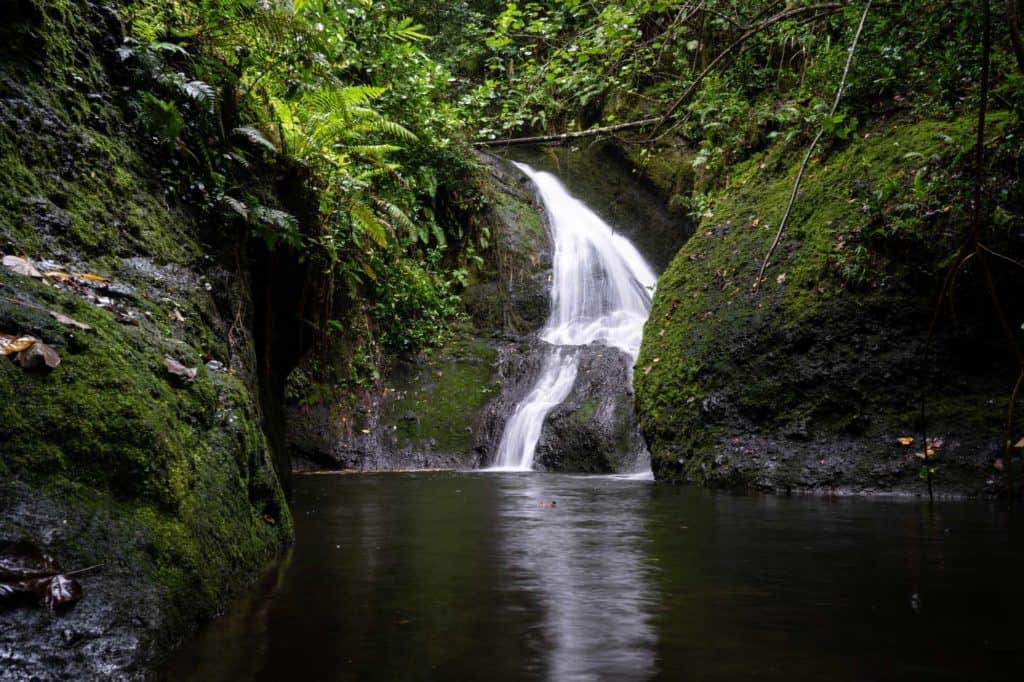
[[14, 341, 61, 370], [2, 255, 42, 278], [897, 436, 914, 446], [50, 311, 92, 331], [164, 355, 197, 383], [44, 271, 73, 282], [0, 542, 87, 611], [0, 334, 36, 356]]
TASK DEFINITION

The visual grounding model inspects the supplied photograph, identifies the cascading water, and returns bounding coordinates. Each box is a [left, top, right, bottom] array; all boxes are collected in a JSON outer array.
[[491, 162, 657, 471]]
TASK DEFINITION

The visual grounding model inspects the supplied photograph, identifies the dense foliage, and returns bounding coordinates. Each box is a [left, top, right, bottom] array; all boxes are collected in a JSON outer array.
[[115, 0, 493, 397], [114, 0, 1023, 411]]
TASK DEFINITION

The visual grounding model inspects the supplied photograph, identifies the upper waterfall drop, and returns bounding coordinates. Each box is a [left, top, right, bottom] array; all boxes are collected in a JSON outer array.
[[491, 162, 657, 471]]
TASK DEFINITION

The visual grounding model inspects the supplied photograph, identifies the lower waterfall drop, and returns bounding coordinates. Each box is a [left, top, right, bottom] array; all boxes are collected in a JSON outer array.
[[491, 162, 657, 471]]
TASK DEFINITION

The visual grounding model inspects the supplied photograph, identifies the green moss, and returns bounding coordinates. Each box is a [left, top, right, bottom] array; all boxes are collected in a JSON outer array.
[[384, 338, 499, 455], [0, 270, 291, 608], [0, 0, 291, 631], [574, 398, 599, 424], [635, 112, 1017, 485]]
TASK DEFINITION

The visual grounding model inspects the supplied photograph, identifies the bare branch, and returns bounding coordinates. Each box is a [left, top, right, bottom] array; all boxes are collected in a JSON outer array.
[[755, 1, 872, 288]]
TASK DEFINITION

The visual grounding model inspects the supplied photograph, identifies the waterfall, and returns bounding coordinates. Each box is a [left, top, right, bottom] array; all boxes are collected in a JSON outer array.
[[491, 162, 657, 471]]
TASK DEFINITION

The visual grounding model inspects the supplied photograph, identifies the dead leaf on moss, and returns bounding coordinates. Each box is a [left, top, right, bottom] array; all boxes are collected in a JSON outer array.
[[44, 270, 73, 282], [0, 334, 36, 356], [897, 436, 914, 446], [2, 255, 42, 278], [75, 272, 108, 283], [50, 311, 92, 331], [164, 355, 197, 383]]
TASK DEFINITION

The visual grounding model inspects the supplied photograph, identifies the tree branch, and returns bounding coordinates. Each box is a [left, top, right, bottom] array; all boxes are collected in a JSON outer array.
[[474, 2, 844, 148], [754, 1, 872, 288]]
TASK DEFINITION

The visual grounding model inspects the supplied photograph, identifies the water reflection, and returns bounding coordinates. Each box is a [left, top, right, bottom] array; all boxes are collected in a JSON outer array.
[[495, 474, 656, 681], [165, 473, 1024, 682]]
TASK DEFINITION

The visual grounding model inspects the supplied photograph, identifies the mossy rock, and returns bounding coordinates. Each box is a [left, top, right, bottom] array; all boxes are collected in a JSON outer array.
[[635, 113, 1023, 495], [0, 3, 292, 677], [287, 335, 502, 469], [533, 345, 649, 474]]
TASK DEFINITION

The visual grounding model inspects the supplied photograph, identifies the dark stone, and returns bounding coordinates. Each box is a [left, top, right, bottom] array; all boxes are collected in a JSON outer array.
[[533, 346, 649, 473]]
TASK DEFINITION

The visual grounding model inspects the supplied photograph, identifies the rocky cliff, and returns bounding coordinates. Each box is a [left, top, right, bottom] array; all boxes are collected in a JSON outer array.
[[0, 3, 294, 677]]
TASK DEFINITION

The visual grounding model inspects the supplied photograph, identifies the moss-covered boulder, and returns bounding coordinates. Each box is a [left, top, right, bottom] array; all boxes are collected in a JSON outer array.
[[635, 114, 1023, 495], [0, 3, 291, 677]]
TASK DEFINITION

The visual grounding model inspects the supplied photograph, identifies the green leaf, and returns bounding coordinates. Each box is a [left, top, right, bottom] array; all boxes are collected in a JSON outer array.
[[233, 127, 278, 154], [350, 202, 389, 247]]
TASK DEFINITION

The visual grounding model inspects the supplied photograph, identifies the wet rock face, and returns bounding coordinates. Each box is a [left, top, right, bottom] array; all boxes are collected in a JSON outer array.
[[286, 154, 552, 472], [0, 4, 291, 679], [465, 153, 553, 335], [533, 346, 648, 473], [288, 339, 502, 471], [0, 482, 164, 682]]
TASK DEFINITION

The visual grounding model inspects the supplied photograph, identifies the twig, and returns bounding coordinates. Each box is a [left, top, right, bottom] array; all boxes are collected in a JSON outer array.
[[64, 564, 104, 579], [755, 1, 872, 288], [473, 116, 665, 148]]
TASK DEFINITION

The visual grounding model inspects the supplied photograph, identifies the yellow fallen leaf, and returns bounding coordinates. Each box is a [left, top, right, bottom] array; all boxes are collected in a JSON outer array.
[[897, 436, 914, 446], [75, 272, 108, 282], [44, 271, 73, 282], [0, 334, 37, 356]]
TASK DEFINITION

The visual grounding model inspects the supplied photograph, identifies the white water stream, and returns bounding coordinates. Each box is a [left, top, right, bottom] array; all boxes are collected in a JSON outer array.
[[490, 163, 657, 471]]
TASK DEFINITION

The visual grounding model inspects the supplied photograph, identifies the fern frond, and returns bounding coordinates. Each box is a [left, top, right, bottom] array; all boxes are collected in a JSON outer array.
[[375, 199, 418, 237], [350, 201, 389, 248], [385, 17, 431, 43], [221, 195, 248, 220], [181, 80, 218, 113], [251, 205, 298, 231], [233, 126, 279, 153], [308, 86, 388, 113], [348, 144, 403, 158], [371, 119, 418, 142]]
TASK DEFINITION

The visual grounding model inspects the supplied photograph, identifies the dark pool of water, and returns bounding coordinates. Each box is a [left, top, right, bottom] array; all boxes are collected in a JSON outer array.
[[165, 472, 1024, 681]]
